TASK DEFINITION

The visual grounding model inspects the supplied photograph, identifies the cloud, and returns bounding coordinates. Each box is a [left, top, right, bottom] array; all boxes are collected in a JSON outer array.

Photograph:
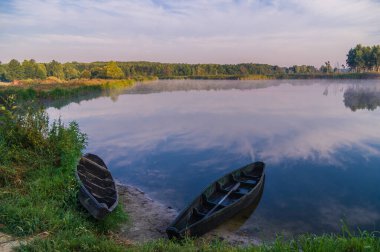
[[2, 0, 379, 66]]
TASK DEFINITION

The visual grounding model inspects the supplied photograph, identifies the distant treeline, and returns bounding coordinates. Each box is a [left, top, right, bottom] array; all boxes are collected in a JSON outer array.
[[0, 44, 379, 82], [0, 60, 322, 82]]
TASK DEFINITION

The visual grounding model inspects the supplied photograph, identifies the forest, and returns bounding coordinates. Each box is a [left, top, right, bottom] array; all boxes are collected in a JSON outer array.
[[0, 44, 379, 82]]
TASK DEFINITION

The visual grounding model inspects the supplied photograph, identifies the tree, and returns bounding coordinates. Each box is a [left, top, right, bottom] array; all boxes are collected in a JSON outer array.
[[370, 45, 380, 72], [347, 44, 368, 72], [163, 65, 173, 76], [105, 61, 124, 79], [36, 64, 47, 79], [7, 59, 24, 80], [347, 45, 365, 72], [63, 63, 80, 79], [320, 61, 332, 73], [0, 64, 8, 81], [239, 65, 248, 75], [22, 59, 35, 79], [80, 69, 91, 79], [362, 46, 373, 71], [47, 60, 65, 79], [90, 66, 106, 79], [195, 65, 205, 75], [346, 44, 380, 72]]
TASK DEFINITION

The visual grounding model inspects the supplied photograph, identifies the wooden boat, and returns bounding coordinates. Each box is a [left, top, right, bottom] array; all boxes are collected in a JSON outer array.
[[75, 153, 118, 220], [166, 161, 265, 238]]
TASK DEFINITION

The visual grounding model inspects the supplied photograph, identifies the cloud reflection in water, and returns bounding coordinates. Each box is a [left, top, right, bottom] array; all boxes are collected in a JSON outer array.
[[48, 80, 380, 165]]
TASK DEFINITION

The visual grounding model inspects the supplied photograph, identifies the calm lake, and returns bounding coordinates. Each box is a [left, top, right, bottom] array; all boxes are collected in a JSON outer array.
[[48, 79, 380, 240]]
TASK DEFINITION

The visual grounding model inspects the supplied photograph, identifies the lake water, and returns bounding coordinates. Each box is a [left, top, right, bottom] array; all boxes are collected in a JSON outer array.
[[48, 79, 380, 240]]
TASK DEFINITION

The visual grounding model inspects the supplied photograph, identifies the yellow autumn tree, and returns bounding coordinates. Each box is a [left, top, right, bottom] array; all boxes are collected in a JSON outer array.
[[105, 61, 125, 79]]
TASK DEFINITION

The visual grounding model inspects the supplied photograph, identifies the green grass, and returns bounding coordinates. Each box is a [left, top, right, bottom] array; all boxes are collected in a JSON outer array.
[[130, 231, 380, 252], [0, 98, 128, 251]]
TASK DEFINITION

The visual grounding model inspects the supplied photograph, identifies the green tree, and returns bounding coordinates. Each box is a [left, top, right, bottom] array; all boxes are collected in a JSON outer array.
[[346, 48, 356, 71], [362, 46, 372, 71], [36, 64, 47, 79], [105, 61, 124, 79], [163, 64, 173, 76], [47, 60, 65, 79], [370, 45, 380, 72], [0, 64, 8, 81], [22, 59, 40, 79], [63, 63, 80, 79], [7, 59, 24, 80], [346, 44, 380, 72], [347, 44, 366, 72]]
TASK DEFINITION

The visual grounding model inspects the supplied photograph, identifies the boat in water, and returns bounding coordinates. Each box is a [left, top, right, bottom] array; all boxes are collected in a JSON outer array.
[[166, 161, 265, 238]]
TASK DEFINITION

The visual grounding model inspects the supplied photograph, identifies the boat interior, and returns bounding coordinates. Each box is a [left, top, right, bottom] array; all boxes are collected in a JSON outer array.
[[77, 158, 117, 208]]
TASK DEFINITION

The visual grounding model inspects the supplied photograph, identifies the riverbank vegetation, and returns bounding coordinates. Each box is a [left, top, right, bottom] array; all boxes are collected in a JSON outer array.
[[0, 98, 128, 251], [1, 45, 379, 83]]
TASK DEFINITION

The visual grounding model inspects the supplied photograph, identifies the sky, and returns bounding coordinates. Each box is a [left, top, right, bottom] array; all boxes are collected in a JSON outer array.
[[0, 0, 380, 67]]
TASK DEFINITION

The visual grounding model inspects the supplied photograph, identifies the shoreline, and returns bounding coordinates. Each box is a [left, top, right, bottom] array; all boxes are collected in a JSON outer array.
[[115, 184, 177, 243], [115, 183, 261, 246]]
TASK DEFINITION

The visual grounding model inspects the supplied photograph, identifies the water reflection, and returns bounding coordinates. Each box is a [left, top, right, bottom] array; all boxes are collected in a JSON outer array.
[[213, 177, 265, 234], [47, 79, 380, 240], [42, 87, 125, 109], [344, 87, 380, 111]]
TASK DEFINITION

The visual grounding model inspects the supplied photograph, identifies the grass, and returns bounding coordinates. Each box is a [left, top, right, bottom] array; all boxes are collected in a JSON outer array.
[[131, 231, 380, 252], [0, 97, 128, 251]]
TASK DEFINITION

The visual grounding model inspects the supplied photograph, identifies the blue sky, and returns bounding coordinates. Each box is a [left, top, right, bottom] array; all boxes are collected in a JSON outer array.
[[0, 0, 380, 66]]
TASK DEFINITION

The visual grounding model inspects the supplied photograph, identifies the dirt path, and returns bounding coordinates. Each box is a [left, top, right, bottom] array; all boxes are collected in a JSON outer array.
[[115, 184, 261, 246]]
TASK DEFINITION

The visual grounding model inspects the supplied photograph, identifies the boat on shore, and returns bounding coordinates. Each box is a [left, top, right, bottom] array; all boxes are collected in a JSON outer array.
[[75, 153, 118, 220], [166, 161, 265, 238]]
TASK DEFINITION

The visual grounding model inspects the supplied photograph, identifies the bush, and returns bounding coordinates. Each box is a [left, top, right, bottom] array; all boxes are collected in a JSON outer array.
[[0, 96, 87, 186]]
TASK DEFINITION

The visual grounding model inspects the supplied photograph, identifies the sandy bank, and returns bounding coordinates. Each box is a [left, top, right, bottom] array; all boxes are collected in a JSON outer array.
[[115, 184, 261, 246]]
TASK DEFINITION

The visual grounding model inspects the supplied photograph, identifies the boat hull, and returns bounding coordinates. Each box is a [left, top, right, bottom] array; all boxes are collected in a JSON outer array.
[[75, 153, 118, 220], [167, 161, 265, 238]]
